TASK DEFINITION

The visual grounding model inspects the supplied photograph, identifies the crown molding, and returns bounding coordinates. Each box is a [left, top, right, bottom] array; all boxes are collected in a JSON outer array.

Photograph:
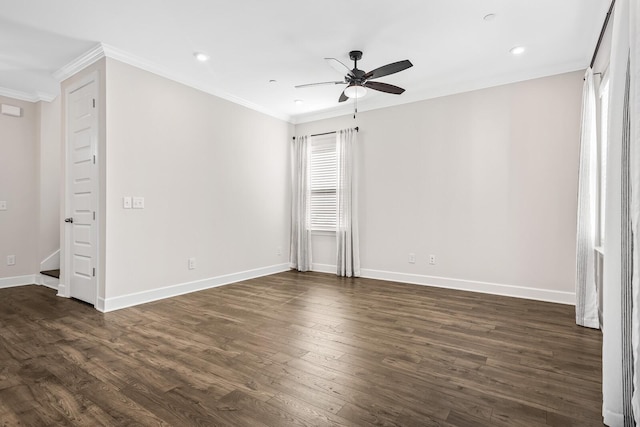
[[53, 43, 292, 123], [52, 43, 106, 83], [101, 43, 292, 123], [0, 87, 57, 103], [291, 60, 588, 124], [35, 91, 57, 102]]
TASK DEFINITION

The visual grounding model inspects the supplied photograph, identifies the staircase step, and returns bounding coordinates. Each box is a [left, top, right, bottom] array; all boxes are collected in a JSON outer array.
[[40, 269, 60, 279]]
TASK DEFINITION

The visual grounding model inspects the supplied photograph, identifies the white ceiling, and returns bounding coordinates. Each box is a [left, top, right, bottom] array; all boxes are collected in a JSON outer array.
[[0, 0, 609, 123]]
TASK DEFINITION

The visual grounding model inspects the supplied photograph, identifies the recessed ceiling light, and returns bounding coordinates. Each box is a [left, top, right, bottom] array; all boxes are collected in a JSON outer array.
[[194, 52, 209, 62], [294, 99, 304, 105], [269, 79, 277, 84], [483, 13, 496, 21], [510, 46, 526, 55]]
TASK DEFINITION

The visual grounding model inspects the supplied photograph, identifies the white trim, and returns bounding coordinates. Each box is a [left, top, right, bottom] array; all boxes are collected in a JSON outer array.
[[603, 409, 623, 427], [0, 87, 56, 103], [0, 275, 38, 289], [57, 283, 68, 298], [102, 44, 292, 122], [292, 63, 587, 124], [38, 274, 59, 291], [311, 263, 337, 274], [36, 92, 57, 102], [311, 265, 575, 305], [52, 44, 106, 83], [99, 263, 290, 313], [40, 249, 60, 271], [51, 44, 587, 126], [53, 43, 292, 123]]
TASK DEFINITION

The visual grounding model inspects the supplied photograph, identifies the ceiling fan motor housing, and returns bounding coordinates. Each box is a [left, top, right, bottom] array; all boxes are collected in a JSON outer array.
[[349, 50, 363, 62]]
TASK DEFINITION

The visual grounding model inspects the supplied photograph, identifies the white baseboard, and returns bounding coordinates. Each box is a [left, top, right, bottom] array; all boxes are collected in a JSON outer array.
[[0, 274, 38, 289], [57, 283, 68, 298], [40, 249, 60, 271], [38, 274, 59, 290], [311, 263, 336, 274], [99, 263, 291, 313], [311, 264, 575, 305]]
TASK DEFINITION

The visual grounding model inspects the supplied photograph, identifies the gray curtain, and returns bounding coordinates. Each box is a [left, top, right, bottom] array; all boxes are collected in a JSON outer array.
[[290, 136, 312, 271]]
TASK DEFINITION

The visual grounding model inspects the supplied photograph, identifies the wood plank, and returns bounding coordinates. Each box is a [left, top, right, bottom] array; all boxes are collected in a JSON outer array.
[[0, 272, 603, 426]]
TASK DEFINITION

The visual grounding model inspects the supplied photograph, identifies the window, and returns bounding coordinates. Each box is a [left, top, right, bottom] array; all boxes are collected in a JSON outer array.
[[309, 135, 337, 231], [598, 76, 610, 246]]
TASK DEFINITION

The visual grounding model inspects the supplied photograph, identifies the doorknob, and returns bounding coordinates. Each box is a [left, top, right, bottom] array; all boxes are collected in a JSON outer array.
[[64, 217, 73, 223]]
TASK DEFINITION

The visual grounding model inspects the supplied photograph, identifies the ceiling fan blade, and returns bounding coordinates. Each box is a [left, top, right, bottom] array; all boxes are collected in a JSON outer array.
[[364, 81, 406, 95], [339, 90, 349, 103], [325, 58, 355, 77], [295, 81, 346, 89], [364, 60, 413, 80]]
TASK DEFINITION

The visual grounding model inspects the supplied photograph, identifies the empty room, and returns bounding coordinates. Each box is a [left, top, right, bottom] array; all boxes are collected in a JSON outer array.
[[0, 0, 638, 425]]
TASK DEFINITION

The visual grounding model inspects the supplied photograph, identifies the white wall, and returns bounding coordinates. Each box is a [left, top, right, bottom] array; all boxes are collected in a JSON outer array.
[[38, 97, 61, 269], [0, 96, 39, 279], [102, 58, 292, 305], [295, 71, 583, 303]]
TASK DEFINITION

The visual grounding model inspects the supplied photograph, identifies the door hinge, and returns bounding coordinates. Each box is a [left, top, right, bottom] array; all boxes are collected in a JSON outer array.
[[92, 98, 96, 108], [93, 155, 96, 164], [92, 268, 96, 277], [93, 211, 96, 220]]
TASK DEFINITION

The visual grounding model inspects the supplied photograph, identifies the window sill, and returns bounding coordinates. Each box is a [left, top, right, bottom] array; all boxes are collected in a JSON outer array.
[[311, 230, 336, 236]]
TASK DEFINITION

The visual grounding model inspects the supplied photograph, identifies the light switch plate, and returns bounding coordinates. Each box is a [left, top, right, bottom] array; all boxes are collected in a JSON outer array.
[[0, 201, 6, 210], [123, 197, 132, 209], [133, 197, 144, 209]]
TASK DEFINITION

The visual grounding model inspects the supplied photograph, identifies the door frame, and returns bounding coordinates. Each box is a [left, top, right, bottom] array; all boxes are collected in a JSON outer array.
[[60, 71, 100, 307]]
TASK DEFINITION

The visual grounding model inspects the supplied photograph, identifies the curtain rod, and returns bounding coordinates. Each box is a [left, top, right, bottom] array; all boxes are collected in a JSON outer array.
[[292, 127, 359, 140], [590, 0, 616, 69]]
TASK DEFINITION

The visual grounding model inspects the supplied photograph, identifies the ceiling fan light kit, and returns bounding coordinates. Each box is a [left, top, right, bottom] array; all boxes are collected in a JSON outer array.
[[296, 50, 413, 104], [344, 85, 367, 98]]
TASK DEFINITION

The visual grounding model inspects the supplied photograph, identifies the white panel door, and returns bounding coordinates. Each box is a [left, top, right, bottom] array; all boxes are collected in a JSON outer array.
[[66, 79, 98, 305]]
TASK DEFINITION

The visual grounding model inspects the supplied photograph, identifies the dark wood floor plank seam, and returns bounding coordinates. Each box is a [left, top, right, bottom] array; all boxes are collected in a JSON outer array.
[[0, 271, 603, 426]]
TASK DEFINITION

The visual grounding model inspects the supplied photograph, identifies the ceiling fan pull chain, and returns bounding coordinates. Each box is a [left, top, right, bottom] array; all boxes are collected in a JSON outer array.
[[354, 95, 358, 119]]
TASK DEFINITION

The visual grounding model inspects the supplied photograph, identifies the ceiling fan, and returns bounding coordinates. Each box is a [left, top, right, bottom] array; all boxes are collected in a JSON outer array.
[[295, 50, 413, 103]]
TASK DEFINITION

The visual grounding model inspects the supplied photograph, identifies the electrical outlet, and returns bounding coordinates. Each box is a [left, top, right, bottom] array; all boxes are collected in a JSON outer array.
[[0, 201, 6, 210], [132, 197, 144, 209], [276, 247, 282, 256], [429, 255, 436, 265], [123, 196, 132, 209], [188, 257, 196, 270], [408, 253, 416, 264], [6, 255, 15, 266]]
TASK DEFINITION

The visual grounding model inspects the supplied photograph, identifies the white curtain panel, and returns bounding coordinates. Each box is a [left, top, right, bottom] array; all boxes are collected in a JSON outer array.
[[603, 0, 629, 423], [290, 136, 312, 271], [336, 128, 361, 277], [604, 0, 637, 424], [576, 67, 600, 329], [630, 0, 640, 420]]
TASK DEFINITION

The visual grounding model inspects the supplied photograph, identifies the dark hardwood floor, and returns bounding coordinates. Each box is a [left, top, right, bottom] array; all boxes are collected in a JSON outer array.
[[0, 271, 602, 426]]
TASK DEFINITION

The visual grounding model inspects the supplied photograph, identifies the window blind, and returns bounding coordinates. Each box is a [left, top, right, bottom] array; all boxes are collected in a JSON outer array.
[[310, 136, 337, 231]]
